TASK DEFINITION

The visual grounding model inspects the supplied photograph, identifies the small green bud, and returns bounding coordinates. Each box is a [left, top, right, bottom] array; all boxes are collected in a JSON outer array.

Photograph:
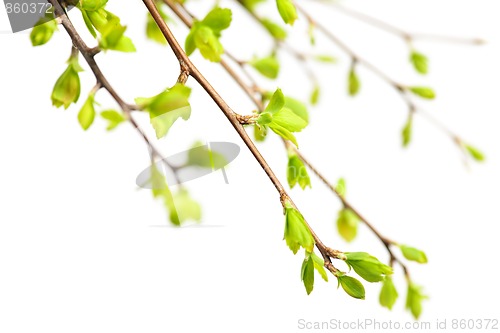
[[30, 19, 57, 46], [51, 58, 83, 109]]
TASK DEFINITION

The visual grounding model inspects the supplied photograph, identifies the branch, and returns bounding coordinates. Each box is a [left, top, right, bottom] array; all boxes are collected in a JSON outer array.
[[158, 0, 412, 275], [49, 0, 181, 183], [293, 2, 467, 152], [328, 2, 485, 45]]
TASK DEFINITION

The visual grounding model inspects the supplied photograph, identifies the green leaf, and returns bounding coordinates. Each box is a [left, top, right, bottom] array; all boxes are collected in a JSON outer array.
[[240, 0, 265, 10], [194, 25, 224, 62], [256, 112, 273, 126], [406, 282, 427, 319], [337, 275, 365, 299], [314, 55, 337, 63], [272, 107, 308, 132], [310, 85, 320, 105], [136, 84, 192, 139], [250, 56, 280, 79], [284, 96, 309, 124], [276, 0, 298, 25], [336, 208, 359, 242], [146, 4, 169, 45], [287, 152, 311, 190], [85, 8, 136, 52], [78, 93, 96, 130], [51, 58, 82, 109], [80, 9, 97, 38], [100, 109, 126, 131], [30, 17, 57, 46], [402, 113, 413, 147], [311, 252, 328, 282], [201, 7, 232, 35], [167, 188, 202, 225], [283, 201, 315, 254], [348, 66, 360, 96], [410, 50, 428, 75], [344, 252, 393, 283], [336, 178, 346, 197], [254, 124, 267, 142], [301, 253, 315, 295], [80, 0, 108, 11], [260, 18, 287, 40], [399, 245, 428, 264], [187, 141, 228, 169], [265, 88, 285, 114], [409, 86, 435, 99], [269, 122, 298, 147], [379, 277, 398, 310], [464, 144, 485, 162]]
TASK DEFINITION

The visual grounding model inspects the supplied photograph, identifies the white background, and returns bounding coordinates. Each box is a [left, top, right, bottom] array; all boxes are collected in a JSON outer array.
[[1, 1, 499, 332]]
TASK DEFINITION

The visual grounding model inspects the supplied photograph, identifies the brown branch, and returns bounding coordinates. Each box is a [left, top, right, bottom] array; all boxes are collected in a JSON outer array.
[[49, 0, 182, 184], [146, 0, 348, 271], [329, 2, 485, 45], [288, 142, 410, 277], [293, 1, 466, 153]]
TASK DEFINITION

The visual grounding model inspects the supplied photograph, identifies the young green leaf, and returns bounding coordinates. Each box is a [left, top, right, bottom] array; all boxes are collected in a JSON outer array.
[[85, 8, 136, 52], [402, 113, 413, 147], [78, 93, 96, 130], [379, 277, 398, 310], [406, 282, 427, 319], [254, 124, 267, 142], [314, 55, 337, 63], [184, 8, 232, 62], [410, 50, 429, 75], [336, 208, 359, 242], [167, 188, 202, 225], [272, 107, 308, 132], [80, 0, 108, 11], [201, 7, 233, 35], [250, 56, 280, 79], [187, 141, 228, 169], [100, 109, 126, 131], [265, 88, 285, 114], [337, 275, 365, 299], [260, 18, 287, 40], [30, 17, 57, 46], [283, 202, 315, 254], [409, 86, 435, 99], [148, 163, 180, 225], [284, 96, 309, 124], [51, 57, 83, 109], [287, 152, 311, 190], [344, 252, 393, 283], [301, 253, 315, 295], [464, 144, 485, 162], [310, 85, 320, 105], [336, 178, 346, 198], [348, 66, 361, 96], [399, 245, 428, 264], [136, 84, 192, 139], [311, 252, 328, 282], [276, 0, 298, 25], [146, 3, 169, 45], [268, 122, 299, 147]]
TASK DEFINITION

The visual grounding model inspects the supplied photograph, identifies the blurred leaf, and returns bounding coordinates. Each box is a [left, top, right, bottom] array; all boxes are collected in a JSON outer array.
[[336, 208, 359, 242], [406, 282, 428, 319], [409, 86, 435, 99], [380, 277, 398, 310], [410, 50, 428, 75], [287, 152, 311, 190], [100, 109, 126, 130], [464, 144, 485, 162], [310, 85, 320, 105], [250, 55, 280, 79], [402, 113, 413, 147], [260, 18, 287, 40], [311, 252, 328, 282], [399, 245, 428, 264], [348, 66, 360, 96], [276, 0, 298, 25]]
